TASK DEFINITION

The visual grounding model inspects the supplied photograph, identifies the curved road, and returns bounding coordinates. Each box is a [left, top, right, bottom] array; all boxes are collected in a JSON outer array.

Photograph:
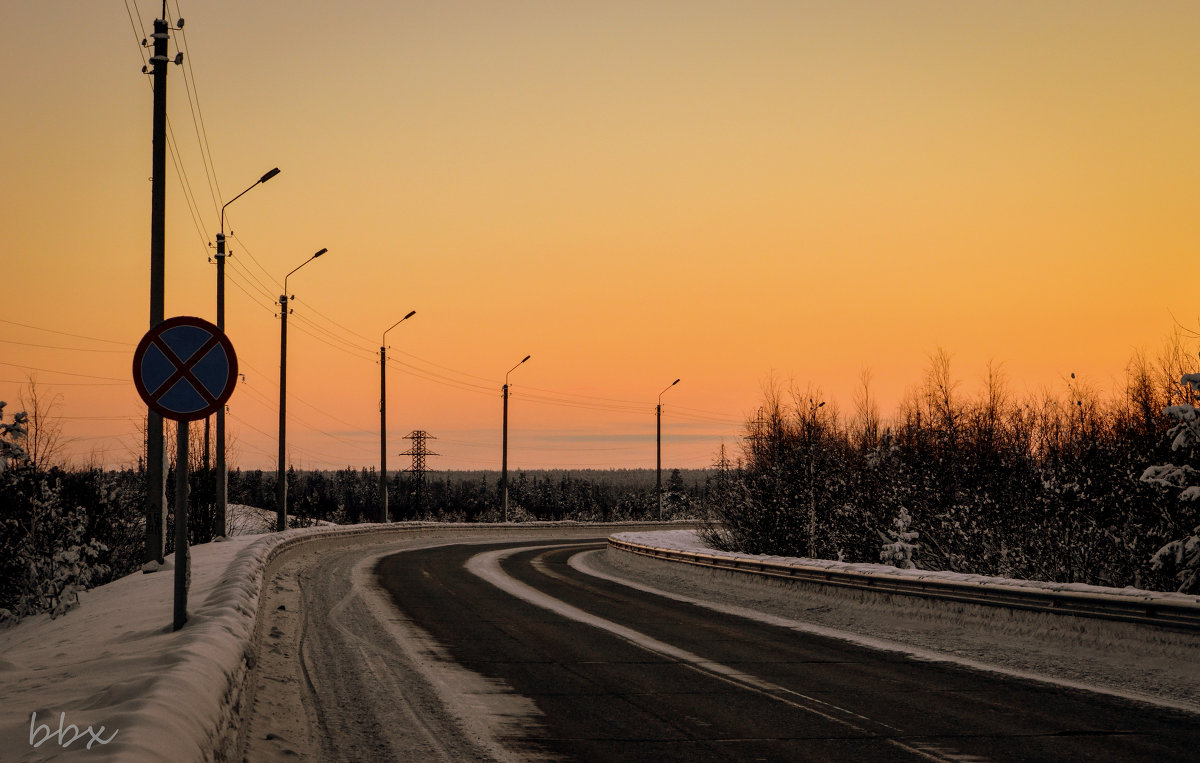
[[243, 533, 1200, 761]]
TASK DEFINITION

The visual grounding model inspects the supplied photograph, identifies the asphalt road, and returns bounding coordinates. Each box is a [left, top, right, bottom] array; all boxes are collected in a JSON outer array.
[[372, 538, 1200, 762]]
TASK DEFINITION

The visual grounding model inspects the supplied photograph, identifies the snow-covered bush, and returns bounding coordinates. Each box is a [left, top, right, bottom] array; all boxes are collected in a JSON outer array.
[[1150, 528, 1200, 593], [1140, 373, 1200, 593], [0, 403, 115, 625], [879, 506, 919, 569], [0, 468, 110, 625], [0, 401, 28, 471]]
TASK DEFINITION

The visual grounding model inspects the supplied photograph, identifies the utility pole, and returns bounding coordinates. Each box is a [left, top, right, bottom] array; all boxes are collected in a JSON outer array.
[[501, 355, 530, 522], [214, 231, 227, 536], [380, 341, 386, 521], [656, 402, 661, 518], [144, 5, 183, 566], [502, 382, 509, 520], [657, 379, 680, 520], [277, 292, 289, 532], [276, 248, 327, 532], [380, 311, 415, 523], [214, 166, 279, 538]]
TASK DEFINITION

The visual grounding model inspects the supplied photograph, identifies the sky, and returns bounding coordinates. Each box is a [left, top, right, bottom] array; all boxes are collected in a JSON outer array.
[[2, 1, 1199, 471]]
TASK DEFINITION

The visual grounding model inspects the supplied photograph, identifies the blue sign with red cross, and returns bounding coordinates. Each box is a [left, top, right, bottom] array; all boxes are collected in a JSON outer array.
[[133, 316, 238, 421]]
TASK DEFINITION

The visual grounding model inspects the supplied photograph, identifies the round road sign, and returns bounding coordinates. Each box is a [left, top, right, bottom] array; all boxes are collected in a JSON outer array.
[[133, 316, 238, 421]]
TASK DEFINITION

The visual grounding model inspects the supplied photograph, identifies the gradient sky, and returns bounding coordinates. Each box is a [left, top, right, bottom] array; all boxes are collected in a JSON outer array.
[[3, 1, 1199, 471]]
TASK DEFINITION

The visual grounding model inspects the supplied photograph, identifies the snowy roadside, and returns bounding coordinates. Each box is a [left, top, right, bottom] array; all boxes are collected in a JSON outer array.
[[4, 521, 1196, 762], [1, 532, 263, 761], [0, 517, 681, 761], [614, 529, 1200, 606], [602, 529, 1200, 713], [0, 512, 417, 762]]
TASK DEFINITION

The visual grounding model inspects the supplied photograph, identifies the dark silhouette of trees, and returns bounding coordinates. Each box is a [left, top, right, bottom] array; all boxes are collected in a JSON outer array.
[[706, 346, 1194, 591]]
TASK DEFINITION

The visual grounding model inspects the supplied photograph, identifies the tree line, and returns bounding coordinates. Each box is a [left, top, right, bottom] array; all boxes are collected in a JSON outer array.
[[702, 344, 1200, 592], [230, 467, 709, 525]]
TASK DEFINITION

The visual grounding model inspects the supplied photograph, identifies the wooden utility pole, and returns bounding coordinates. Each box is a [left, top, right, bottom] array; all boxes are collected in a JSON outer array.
[[145, 10, 170, 566]]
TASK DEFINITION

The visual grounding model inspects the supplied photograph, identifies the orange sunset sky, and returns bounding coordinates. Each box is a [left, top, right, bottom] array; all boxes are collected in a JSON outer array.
[[2, 1, 1199, 472]]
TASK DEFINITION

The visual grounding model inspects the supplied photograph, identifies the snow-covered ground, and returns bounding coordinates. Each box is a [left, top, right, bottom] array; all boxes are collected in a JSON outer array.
[[2, 522, 1198, 761], [2, 533, 261, 761], [1, 503, 353, 761], [615, 529, 1200, 606]]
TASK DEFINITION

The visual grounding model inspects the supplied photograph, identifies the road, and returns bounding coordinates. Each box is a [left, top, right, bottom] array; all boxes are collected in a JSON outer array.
[[242, 532, 1200, 761]]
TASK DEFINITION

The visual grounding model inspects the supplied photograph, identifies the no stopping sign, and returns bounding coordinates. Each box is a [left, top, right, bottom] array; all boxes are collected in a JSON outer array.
[[133, 316, 238, 421]]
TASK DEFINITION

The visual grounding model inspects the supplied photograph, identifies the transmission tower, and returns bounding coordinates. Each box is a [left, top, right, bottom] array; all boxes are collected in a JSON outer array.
[[401, 431, 438, 509]]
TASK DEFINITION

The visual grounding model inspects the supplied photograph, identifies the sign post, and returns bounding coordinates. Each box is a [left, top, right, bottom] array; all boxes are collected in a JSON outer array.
[[132, 316, 238, 631]]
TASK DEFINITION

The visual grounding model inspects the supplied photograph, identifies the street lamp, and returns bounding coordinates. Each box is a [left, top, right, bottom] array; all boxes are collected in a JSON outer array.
[[277, 247, 327, 532], [502, 354, 531, 522], [657, 378, 680, 520], [380, 310, 416, 523], [214, 167, 279, 538]]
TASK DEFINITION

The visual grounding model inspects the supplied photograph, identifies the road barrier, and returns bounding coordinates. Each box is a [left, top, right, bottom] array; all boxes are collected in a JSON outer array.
[[608, 536, 1200, 631]]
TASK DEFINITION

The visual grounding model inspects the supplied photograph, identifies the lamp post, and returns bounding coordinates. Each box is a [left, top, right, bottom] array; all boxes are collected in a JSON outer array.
[[501, 354, 531, 522], [277, 248, 327, 532], [214, 167, 279, 538], [657, 378, 680, 520], [380, 310, 416, 523]]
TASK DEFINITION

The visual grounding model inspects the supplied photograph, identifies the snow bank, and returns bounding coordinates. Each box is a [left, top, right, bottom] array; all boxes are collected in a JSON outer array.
[[0, 521, 400, 761], [613, 529, 1200, 607]]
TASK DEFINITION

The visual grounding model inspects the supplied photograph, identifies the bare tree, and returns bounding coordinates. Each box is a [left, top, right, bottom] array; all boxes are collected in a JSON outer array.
[[18, 375, 69, 472], [852, 368, 881, 450]]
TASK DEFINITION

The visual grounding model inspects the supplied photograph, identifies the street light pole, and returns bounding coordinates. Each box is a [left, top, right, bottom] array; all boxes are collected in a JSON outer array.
[[502, 354, 531, 522], [277, 248, 327, 532], [657, 378, 680, 520], [380, 310, 416, 523], [214, 167, 279, 538]]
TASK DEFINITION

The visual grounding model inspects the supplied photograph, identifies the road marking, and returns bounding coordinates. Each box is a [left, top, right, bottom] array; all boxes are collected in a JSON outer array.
[[467, 544, 959, 762]]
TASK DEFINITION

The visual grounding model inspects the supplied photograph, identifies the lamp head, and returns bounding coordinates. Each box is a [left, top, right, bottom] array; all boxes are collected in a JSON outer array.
[[521, 355, 531, 364], [405, 310, 416, 320], [313, 248, 328, 258], [260, 167, 281, 184]]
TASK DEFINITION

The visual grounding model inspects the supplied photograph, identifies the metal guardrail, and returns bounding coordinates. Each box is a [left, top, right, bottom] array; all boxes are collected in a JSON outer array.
[[608, 537, 1200, 631]]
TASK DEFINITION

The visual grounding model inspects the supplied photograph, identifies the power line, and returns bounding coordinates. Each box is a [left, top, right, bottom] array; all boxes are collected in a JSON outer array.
[[122, 1, 211, 256], [0, 378, 125, 388], [0, 338, 130, 354], [172, 0, 224, 221], [228, 233, 282, 291], [224, 268, 279, 315], [226, 256, 280, 303], [0, 318, 133, 346], [0, 361, 127, 382]]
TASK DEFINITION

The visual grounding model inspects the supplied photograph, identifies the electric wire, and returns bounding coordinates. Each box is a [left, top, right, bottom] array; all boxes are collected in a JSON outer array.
[[171, 0, 224, 219], [226, 255, 280, 303], [224, 269, 279, 316], [123, 0, 212, 256], [0, 378, 126, 388], [228, 233, 283, 291], [236, 379, 375, 450], [0, 361, 127, 383], [0, 338, 130, 354], [0, 319, 134, 346]]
